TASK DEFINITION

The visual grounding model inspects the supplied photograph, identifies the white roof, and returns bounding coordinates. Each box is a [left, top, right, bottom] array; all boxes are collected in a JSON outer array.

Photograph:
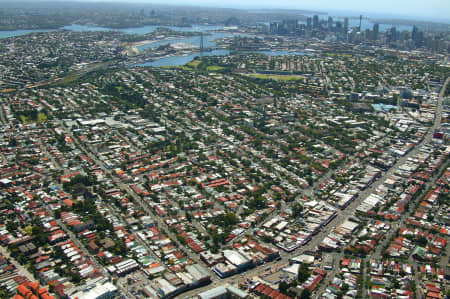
[[223, 250, 249, 266], [340, 219, 359, 233], [282, 263, 300, 275], [69, 282, 117, 299]]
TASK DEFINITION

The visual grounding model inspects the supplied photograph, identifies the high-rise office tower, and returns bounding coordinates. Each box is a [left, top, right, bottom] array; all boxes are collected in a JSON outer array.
[[416, 31, 424, 48], [412, 25, 419, 41], [344, 18, 349, 33], [306, 17, 312, 30], [285, 19, 298, 33], [327, 16, 333, 31], [412, 25, 423, 47], [365, 29, 371, 41], [269, 22, 278, 34], [359, 15, 362, 32], [313, 15, 319, 29], [389, 27, 397, 43], [373, 23, 379, 40]]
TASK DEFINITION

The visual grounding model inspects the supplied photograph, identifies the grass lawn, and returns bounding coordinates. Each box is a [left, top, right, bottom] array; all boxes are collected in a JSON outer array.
[[19, 112, 47, 124], [24, 226, 33, 235], [162, 65, 190, 70], [19, 115, 28, 123], [206, 66, 225, 71], [248, 74, 303, 81], [37, 112, 47, 122], [326, 53, 353, 58], [186, 60, 201, 68], [162, 60, 227, 72]]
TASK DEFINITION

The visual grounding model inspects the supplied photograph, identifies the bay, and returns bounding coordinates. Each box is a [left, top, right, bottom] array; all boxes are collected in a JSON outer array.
[[0, 29, 53, 39], [139, 50, 306, 67]]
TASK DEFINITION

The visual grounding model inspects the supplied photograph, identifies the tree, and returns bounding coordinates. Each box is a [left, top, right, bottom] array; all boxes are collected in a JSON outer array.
[[212, 212, 238, 228], [300, 288, 311, 299], [292, 202, 303, 217], [298, 263, 310, 283], [262, 235, 273, 243], [6, 221, 18, 233], [247, 196, 266, 210], [279, 281, 289, 294], [185, 212, 192, 222], [31, 225, 49, 246], [8, 137, 17, 147], [416, 236, 428, 247], [70, 272, 81, 283]]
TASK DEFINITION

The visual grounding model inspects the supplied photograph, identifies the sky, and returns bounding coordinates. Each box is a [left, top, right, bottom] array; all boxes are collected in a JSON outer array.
[[106, 0, 450, 22]]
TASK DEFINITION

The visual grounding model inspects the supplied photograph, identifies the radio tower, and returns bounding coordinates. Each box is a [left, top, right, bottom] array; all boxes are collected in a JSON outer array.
[[200, 33, 204, 58]]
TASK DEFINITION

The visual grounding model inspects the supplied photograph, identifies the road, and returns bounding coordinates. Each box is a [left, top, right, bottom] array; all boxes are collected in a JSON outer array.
[[312, 76, 449, 299], [59, 122, 218, 282], [181, 77, 449, 297], [0, 99, 7, 124], [369, 159, 449, 299], [0, 129, 122, 295], [55, 217, 110, 277], [431, 77, 449, 132], [25, 75, 446, 299], [38, 143, 111, 278], [313, 251, 344, 298], [0, 245, 36, 283]]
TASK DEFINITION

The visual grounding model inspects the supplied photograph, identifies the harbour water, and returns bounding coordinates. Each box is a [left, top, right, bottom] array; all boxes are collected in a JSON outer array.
[[62, 24, 226, 35], [0, 24, 225, 38], [0, 29, 53, 39], [141, 50, 230, 67], [63, 24, 302, 67], [0, 22, 410, 67], [0, 19, 415, 40], [138, 50, 307, 67]]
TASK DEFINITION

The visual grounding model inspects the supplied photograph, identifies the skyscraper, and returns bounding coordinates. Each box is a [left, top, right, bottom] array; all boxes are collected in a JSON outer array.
[[389, 27, 397, 43], [269, 22, 278, 34], [327, 16, 333, 31], [412, 25, 419, 41], [359, 15, 362, 32], [284, 19, 298, 33], [306, 18, 312, 31], [416, 31, 424, 48], [344, 18, 349, 33], [373, 23, 379, 41], [313, 15, 319, 29], [412, 25, 423, 47]]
